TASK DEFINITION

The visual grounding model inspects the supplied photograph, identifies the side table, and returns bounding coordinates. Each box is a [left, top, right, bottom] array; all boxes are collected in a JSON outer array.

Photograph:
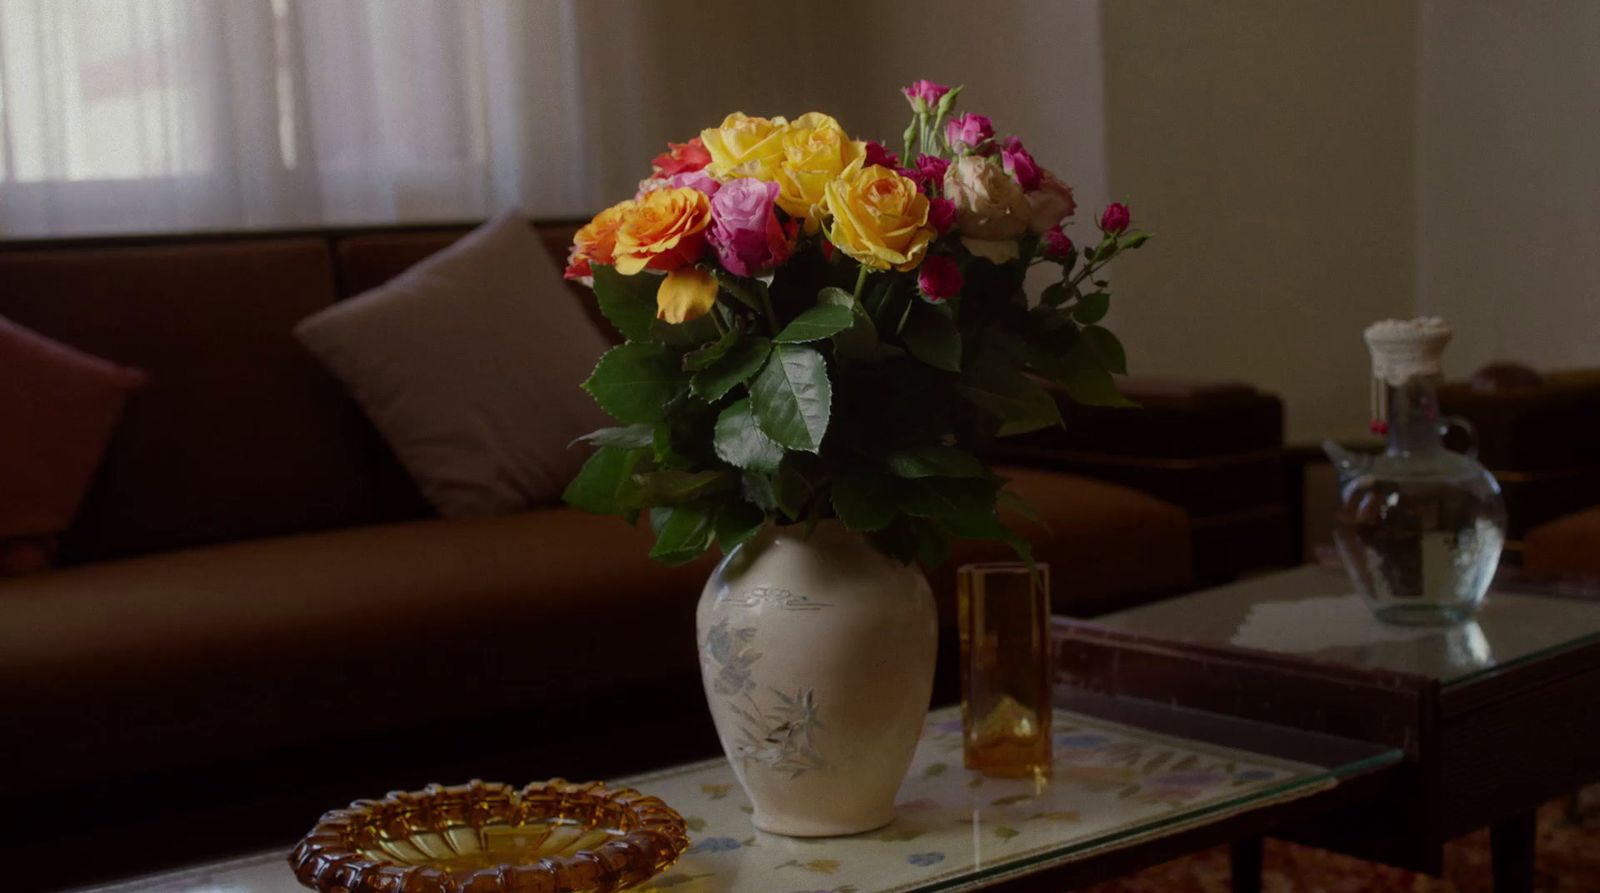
[[1058, 564, 1600, 892]]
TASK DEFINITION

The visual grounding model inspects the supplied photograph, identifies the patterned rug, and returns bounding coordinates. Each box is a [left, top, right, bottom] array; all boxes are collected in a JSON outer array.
[[1083, 788, 1600, 892]]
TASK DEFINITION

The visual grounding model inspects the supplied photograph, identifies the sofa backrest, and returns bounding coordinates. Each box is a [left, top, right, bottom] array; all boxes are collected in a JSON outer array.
[[0, 220, 595, 563]]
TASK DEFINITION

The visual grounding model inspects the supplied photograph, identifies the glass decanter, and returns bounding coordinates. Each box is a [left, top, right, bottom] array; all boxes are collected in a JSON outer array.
[[1324, 319, 1507, 625]]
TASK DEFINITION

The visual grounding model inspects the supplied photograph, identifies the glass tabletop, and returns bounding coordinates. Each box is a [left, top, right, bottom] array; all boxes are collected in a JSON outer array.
[[1096, 564, 1600, 686], [71, 694, 1397, 893]]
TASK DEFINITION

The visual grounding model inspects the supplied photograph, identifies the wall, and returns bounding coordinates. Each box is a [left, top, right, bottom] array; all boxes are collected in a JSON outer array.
[[1099, 1, 1418, 442], [1415, 1, 1600, 377]]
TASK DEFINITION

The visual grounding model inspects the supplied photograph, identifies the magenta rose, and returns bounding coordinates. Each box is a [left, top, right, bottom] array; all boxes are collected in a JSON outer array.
[[927, 197, 957, 235], [1100, 202, 1131, 234], [902, 79, 952, 112], [945, 113, 994, 154], [906, 153, 950, 195], [917, 255, 963, 304], [1042, 226, 1073, 259], [709, 178, 793, 277], [864, 140, 901, 170], [1000, 136, 1042, 191]]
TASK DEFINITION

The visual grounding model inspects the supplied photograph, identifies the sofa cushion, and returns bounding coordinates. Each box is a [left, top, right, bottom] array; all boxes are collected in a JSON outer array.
[[951, 466, 1193, 617], [298, 214, 613, 517], [334, 222, 618, 341], [0, 507, 720, 793], [0, 315, 146, 542], [0, 469, 1186, 792], [0, 239, 385, 561], [1525, 506, 1600, 579]]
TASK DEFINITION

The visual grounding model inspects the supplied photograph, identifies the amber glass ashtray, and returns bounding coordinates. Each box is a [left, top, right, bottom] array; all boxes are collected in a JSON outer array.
[[289, 779, 690, 893]]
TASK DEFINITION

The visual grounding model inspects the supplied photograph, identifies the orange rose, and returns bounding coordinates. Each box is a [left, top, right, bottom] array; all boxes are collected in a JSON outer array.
[[566, 200, 634, 280], [612, 187, 713, 275]]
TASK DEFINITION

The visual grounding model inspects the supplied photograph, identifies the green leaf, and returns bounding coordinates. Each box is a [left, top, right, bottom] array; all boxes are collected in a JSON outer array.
[[829, 469, 899, 532], [715, 272, 769, 314], [690, 336, 772, 402], [885, 445, 988, 479], [774, 455, 823, 519], [818, 287, 879, 360], [583, 342, 686, 424], [750, 345, 833, 453], [740, 471, 779, 512], [715, 501, 766, 551], [683, 326, 740, 372], [774, 305, 854, 343], [713, 398, 785, 474], [901, 302, 962, 372], [900, 476, 999, 521], [1059, 341, 1136, 407], [1120, 231, 1151, 249], [1080, 325, 1127, 374], [648, 503, 716, 564], [571, 424, 654, 450], [652, 422, 694, 469], [1072, 292, 1110, 324], [631, 469, 730, 504], [590, 264, 659, 341], [1040, 282, 1069, 307], [957, 358, 1064, 436], [562, 447, 642, 514]]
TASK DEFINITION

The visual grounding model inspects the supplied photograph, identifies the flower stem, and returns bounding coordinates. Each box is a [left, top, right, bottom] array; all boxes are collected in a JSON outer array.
[[852, 264, 870, 300], [757, 284, 779, 335]]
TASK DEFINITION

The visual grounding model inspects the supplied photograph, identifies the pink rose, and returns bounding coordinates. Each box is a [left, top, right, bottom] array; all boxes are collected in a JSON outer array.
[[709, 178, 794, 277], [1026, 172, 1076, 234], [906, 153, 950, 195], [637, 170, 721, 201], [1100, 202, 1131, 234], [1000, 137, 1042, 192], [901, 79, 951, 112], [1042, 226, 1073, 259], [917, 255, 963, 303], [864, 140, 901, 170], [927, 197, 957, 234], [945, 113, 994, 154]]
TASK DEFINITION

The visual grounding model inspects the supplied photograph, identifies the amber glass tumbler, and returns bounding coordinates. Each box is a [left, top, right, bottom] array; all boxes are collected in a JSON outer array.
[[958, 562, 1053, 778]]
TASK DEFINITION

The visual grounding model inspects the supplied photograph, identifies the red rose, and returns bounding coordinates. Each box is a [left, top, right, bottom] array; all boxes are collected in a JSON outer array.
[[652, 137, 712, 177]]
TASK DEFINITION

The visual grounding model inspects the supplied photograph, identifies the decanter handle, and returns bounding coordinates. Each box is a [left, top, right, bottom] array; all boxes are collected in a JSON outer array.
[[1438, 415, 1480, 459]]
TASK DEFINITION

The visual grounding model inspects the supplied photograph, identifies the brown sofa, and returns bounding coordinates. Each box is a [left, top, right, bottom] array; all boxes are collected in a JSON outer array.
[[0, 221, 1279, 885]]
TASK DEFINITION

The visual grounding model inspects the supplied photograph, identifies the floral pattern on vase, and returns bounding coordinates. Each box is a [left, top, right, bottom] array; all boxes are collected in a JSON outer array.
[[702, 617, 829, 778]]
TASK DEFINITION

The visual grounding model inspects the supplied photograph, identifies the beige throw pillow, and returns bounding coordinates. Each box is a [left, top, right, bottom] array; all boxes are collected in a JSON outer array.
[[296, 213, 610, 518]]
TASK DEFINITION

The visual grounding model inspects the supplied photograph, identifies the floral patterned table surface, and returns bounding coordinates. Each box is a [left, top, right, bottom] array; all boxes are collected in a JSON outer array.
[[620, 705, 1344, 893], [75, 706, 1373, 893]]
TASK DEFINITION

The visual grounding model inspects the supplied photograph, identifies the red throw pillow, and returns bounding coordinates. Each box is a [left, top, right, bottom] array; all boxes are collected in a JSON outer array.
[[0, 316, 147, 572]]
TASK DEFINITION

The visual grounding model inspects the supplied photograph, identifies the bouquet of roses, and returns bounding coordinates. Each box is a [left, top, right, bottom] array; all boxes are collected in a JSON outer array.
[[563, 80, 1147, 566]]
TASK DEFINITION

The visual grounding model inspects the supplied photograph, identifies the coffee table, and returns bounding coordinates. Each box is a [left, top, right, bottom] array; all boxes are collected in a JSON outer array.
[[1060, 563, 1600, 893], [67, 690, 1396, 893]]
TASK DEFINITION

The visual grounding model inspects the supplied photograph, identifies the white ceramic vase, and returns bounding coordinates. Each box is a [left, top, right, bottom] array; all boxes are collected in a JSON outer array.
[[695, 521, 937, 837]]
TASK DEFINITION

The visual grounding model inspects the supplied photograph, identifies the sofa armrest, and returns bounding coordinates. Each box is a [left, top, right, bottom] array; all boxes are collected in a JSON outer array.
[[983, 376, 1289, 584]]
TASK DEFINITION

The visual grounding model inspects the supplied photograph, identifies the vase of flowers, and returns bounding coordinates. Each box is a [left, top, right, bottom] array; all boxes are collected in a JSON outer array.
[[563, 79, 1146, 835]]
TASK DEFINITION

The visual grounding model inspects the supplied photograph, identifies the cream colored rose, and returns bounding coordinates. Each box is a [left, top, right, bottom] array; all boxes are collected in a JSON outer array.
[[1026, 172, 1077, 234], [943, 155, 1030, 242]]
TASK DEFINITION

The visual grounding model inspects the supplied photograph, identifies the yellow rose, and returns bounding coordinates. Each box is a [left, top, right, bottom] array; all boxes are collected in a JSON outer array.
[[612, 187, 712, 275], [700, 112, 789, 181], [656, 266, 719, 324], [823, 166, 937, 272], [773, 112, 866, 234]]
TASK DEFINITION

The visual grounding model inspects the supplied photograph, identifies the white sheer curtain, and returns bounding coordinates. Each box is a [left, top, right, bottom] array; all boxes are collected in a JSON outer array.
[[0, 0, 1108, 238], [0, 0, 605, 235]]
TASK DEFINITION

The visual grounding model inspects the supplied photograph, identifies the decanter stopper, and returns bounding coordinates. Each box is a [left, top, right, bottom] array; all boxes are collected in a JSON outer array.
[[1364, 317, 1452, 430]]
